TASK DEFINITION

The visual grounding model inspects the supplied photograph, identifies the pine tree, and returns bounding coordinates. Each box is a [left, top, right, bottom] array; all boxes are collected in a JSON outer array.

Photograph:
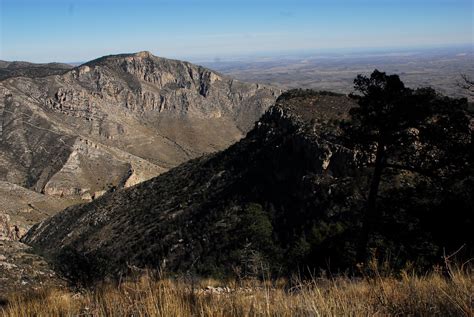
[[342, 70, 471, 262]]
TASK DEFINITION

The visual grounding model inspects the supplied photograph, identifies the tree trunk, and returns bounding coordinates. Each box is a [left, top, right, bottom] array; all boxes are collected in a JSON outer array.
[[356, 141, 385, 263]]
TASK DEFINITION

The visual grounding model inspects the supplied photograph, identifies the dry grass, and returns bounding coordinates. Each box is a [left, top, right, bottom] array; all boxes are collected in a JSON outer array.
[[1, 265, 472, 317]]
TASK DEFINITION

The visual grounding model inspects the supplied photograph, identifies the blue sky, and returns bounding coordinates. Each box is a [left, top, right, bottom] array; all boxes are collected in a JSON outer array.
[[0, 0, 472, 62]]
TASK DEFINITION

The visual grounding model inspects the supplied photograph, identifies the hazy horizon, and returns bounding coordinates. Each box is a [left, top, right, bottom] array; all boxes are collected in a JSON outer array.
[[0, 43, 471, 66], [1, 0, 472, 63]]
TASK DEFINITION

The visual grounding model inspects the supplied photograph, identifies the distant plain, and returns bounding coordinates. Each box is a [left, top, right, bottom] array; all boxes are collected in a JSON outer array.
[[200, 46, 474, 100]]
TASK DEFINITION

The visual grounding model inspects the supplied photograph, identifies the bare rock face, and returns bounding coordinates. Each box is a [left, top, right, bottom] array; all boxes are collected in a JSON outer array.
[[0, 52, 279, 226], [0, 213, 12, 240]]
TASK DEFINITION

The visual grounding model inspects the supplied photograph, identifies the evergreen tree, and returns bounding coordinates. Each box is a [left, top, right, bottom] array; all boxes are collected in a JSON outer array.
[[342, 70, 471, 262]]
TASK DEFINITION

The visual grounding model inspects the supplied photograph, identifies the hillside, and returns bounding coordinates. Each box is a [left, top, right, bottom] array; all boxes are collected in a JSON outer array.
[[23, 88, 473, 283], [0, 52, 279, 233]]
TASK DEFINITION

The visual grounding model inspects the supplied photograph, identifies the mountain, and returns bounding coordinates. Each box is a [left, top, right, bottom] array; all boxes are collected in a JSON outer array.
[[23, 89, 473, 284], [0, 52, 279, 233]]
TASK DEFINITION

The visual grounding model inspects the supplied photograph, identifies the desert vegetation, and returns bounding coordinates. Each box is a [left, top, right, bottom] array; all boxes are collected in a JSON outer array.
[[1, 260, 472, 317]]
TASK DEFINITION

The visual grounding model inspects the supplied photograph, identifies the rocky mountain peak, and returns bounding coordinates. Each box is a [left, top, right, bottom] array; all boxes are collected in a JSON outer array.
[[133, 51, 153, 58]]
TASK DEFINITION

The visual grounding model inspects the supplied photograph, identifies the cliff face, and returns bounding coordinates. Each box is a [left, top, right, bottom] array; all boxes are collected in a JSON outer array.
[[23, 91, 361, 281], [46, 51, 276, 130], [0, 52, 279, 230]]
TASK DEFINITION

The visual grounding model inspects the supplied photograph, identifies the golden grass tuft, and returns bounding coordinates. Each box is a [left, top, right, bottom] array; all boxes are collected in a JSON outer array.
[[1, 265, 472, 317]]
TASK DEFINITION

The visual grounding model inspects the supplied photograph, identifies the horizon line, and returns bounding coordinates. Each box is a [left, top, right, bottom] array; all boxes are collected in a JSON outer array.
[[1, 43, 472, 65]]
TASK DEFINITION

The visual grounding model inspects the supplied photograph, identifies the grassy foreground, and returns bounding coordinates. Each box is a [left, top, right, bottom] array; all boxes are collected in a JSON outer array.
[[1, 265, 472, 317]]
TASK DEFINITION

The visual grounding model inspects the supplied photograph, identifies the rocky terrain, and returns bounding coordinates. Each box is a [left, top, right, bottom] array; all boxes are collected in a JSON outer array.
[[0, 240, 65, 297], [0, 51, 279, 234], [23, 88, 473, 284]]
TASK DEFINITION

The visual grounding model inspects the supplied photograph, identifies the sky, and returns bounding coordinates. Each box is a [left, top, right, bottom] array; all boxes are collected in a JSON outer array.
[[0, 0, 473, 63]]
